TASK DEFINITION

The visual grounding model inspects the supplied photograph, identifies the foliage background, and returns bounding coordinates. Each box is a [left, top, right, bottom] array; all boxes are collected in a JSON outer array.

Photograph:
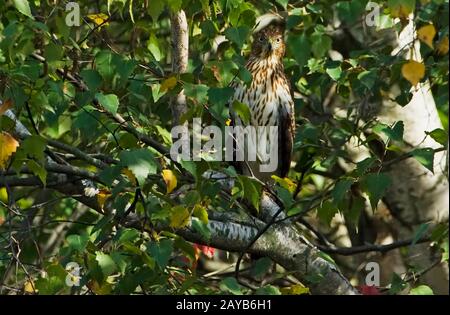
[[0, 0, 448, 295]]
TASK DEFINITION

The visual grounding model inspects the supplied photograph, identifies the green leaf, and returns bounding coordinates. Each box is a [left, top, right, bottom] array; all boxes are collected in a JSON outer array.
[[326, 64, 342, 81], [410, 285, 434, 295], [147, 33, 161, 61], [147, 0, 165, 20], [98, 165, 122, 186], [430, 223, 448, 243], [35, 264, 66, 294], [255, 285, 281, 295], [275, 185, 294, 208], [167, 0, 182, 12], [116, 228, 140, 244], [110, 252, 129, 274], [411, 148, 435, 173], [391, 121, 405, 142], [345, 196, 365, 227], [336, 1, 367, 24], [148, 239, 173, 269], [275, 0, 289, 9], [318, 200, 339, 226], [358, 70, 378, 89], [232, 100, 251, 124], [426, 129, 448, 146], [20, 135, 46, 161], [362, 173, 391, 210], [44, 43, 63, 63], [238, 9, 256, 28], [191, 217, 211, 241], [441, 239, 448, 262], [66, 234, 88, 252], [224, 26, 250, 48], [250, 257, 272, 278], [81, 69, 103, 91], [238, 66, 252, 86], [95, 51, 115, 81], [208, 87, 234, 107], [95, 51, 136, 88], [200, 20, 218, 38], [184, 83, 209, 104], [13, 0, 34, 19], [412, 223, 430, 245], [353, 157, 376, 177], [395, 90, 413, 106], [238, 176, 262, 211], [311, 34, 332, 58], [27, 160, 47, 185], [287, 34, 311, 69], [119, 148, 158, 184], [332, 179, 354, 204], [219, 277, 243, 295], [193, 205, 208, 224], [96, 93, 119, 114], [95, 252, 117, 277], [389, 272, 406, 294], [373, 121, 404, 142]]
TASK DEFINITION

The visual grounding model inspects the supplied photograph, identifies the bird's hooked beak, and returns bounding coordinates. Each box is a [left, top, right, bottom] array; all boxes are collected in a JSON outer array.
[[266, 38, 273, 52]]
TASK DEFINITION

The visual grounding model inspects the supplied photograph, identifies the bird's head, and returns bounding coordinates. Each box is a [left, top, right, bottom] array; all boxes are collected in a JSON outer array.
[[251, 23, 286, 60]]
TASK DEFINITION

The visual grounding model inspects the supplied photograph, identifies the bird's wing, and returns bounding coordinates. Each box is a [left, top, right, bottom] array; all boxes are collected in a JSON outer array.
[[278, 96, 295, 178], [228, 83, 245, 174]]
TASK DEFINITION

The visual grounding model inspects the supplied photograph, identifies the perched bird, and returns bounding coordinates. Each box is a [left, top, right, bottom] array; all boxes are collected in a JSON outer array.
[[230, 14, 295, 182]]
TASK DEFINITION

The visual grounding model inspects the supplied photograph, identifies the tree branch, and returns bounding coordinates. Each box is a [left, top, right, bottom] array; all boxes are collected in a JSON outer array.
[[317, 236, 431, 256], [170, 10, 189, 125]]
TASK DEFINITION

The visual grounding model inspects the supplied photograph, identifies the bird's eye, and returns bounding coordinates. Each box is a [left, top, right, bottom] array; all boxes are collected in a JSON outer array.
[[259, 36, 264, 42], [276, 38, 281, 43]]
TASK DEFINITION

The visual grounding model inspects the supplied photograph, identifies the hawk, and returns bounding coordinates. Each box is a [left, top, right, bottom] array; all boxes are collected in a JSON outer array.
[[230, 14, 295, 183]]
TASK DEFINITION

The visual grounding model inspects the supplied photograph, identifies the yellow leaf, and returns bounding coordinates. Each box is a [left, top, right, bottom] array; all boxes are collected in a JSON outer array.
[[87, 13, 109, 26], [436, 36, 449, 55], [0, 132, 19, 170], [389, 1, 414, 19], [170, 206, 191, 228], [271, 175, 296, 193], [417, 24, 436, 48], [151, 230, 161, 241], [0, 187, 7, 203], [24, 280, 36, 293], [401, 60, 425, 86], [280, 284, 310, 295], [193, 204, 209, 224], [96, 189, 111, 210], [122, 168, 137, 185], [0, 99, 12, 116], [87, 280, 112, 295], [160, 76, 177, 92], [162, 169, 177, 194]]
